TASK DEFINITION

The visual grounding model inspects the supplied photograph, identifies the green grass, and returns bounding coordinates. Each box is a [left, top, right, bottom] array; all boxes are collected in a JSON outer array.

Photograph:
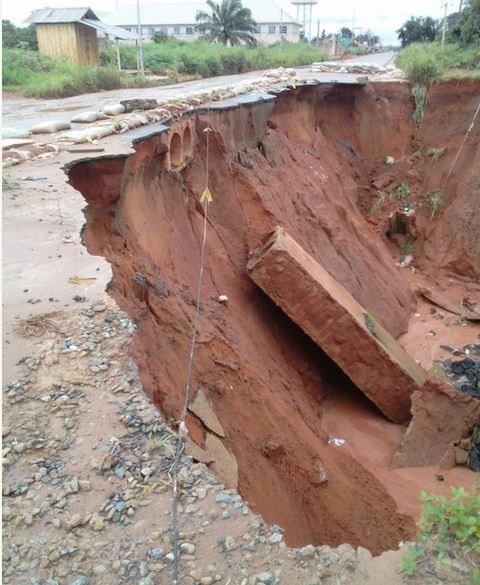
[[3, 48, 153, 98], [395, 42, 480, 122], [396, 181, 410, 200], [4, 41, 328, 98], [100, 39, 328, 77], [343, 46, 369, 56], [401, 487, 480, 581], [396, 42, 480, 82]]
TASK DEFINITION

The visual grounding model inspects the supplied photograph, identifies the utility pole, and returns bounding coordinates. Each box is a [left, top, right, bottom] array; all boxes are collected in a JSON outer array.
[[441, 2, 448, 45], [136, 0, 145, 76], [316, 19, 320, 47]]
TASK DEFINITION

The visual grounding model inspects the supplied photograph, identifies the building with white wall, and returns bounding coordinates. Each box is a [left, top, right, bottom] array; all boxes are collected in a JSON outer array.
[[104, 1, 300, 45]]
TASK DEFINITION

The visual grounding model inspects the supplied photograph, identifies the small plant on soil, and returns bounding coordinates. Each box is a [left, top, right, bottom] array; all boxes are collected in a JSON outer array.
[[399, 239, 415, 255], [396, 182, 410, 200], [401, 487, 480, 581], [428, 190, 443, 219], [425, 146, 445, 162]]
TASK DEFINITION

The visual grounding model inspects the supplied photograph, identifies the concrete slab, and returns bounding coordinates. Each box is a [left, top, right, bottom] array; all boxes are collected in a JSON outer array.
[[247, 227, 427, 423]]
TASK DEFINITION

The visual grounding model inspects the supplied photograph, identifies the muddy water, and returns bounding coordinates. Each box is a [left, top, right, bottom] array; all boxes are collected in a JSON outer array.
[[68, 79, 480, 554]]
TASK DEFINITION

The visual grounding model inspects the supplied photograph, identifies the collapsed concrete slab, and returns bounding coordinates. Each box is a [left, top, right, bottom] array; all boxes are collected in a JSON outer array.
[[247, 227, 426, 423], [392, 376, 480, 468]]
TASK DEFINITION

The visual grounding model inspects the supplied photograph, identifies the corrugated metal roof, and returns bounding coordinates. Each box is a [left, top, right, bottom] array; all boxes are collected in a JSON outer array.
[[82, 19, 139, 40], [104, 1, 298, 27], [25, 7, 98, 24]]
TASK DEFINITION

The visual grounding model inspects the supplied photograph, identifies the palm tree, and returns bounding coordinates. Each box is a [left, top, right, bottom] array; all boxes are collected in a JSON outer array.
[[195, 0, 257, 46]]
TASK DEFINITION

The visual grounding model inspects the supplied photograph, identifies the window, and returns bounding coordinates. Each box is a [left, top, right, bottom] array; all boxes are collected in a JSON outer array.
[[161, 25, 168, 34], [268, 25, 276, 34], [255, 25, 261, 34], [173, 26, 181, 35], [186, 26, 194, 35], [281, 25, 287, 35], [149, 27, 155, 37]]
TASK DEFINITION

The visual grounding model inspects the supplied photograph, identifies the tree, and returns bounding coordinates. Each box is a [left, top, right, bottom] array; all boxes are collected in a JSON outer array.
[[356, 29, 380, 46], [195, 0, 257, 46], [396, 16, 438, 47], [340, 27, 353, 38], [2, 20, 38, 50], [459, 0, 480, 45], [153, 30, 171, 43]]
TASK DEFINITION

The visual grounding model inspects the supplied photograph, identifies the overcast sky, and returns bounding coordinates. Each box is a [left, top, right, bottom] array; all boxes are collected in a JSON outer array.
[[2, 0, 453, 45]]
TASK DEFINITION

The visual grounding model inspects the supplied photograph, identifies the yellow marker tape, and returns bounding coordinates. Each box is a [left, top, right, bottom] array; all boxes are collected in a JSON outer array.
[[199, 188, 213, 204]]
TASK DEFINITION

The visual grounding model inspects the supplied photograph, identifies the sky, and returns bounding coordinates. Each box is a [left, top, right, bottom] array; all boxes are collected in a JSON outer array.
[[2, 0, 454, 45]]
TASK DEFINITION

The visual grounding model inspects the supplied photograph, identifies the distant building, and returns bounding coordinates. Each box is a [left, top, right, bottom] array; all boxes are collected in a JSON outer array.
[[104, 1, 300, 45], [25, 7, 138, 66]]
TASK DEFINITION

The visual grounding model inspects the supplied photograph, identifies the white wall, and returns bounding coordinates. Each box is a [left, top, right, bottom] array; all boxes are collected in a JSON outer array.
[[121, 22, 300, 45]]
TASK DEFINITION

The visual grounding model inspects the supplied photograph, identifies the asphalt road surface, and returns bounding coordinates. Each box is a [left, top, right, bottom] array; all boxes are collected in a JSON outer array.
[[3, 52, 397, 129]]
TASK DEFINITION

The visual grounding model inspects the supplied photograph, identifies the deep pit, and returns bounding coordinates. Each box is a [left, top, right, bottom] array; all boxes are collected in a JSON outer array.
[[67, 80, 480, 556]]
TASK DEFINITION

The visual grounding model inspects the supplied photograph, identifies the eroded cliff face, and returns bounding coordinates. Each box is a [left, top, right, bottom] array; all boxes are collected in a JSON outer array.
[[67, 81, 480, 554]]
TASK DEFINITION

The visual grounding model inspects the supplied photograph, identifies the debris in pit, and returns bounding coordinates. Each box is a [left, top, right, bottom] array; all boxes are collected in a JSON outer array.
[[188, 388, 225, 437], [467, 424, 480, 471], [248, 226, 426, 423], [443, 356, 480, 399], [419, 287, 480, 321], [328, 438, 346, 447], [392, 376, 480, 469]]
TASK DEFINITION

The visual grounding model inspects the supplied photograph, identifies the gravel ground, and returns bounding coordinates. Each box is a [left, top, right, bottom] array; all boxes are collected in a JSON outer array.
[[3, 300, 410, 585], [3, 301, 474, 585]]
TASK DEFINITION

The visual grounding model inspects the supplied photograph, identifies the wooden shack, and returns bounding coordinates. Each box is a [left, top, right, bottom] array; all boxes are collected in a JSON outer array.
[[25, 7, 138, 67]]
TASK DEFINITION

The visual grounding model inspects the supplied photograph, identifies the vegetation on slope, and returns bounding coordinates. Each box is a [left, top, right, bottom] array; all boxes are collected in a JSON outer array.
[[401, 487, 480, 583]]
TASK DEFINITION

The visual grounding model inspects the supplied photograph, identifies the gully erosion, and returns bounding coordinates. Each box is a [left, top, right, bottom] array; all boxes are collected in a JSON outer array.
[[67, 79, 480, 556]]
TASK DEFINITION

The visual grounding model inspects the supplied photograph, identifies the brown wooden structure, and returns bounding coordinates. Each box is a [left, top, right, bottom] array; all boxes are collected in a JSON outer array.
[[25, 7, 138, 67]]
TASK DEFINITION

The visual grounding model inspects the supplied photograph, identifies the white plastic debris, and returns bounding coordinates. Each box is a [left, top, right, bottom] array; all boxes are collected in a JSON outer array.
[[328, 438, 346, 446], [178, 421, 189, 437], [384, 155, 395, 165], [218, 295, 228, 303]]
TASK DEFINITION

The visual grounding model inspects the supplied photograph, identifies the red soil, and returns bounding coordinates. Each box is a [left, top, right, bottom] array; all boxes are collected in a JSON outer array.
[[67, 80, 480, 555]]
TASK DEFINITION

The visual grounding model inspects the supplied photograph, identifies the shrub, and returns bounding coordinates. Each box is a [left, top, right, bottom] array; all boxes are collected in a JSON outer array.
[[401, 487, 480, 581]]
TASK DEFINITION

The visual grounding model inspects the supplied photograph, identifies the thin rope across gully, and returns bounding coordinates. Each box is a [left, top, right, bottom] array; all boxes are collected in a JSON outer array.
[[171, 109, 212, 585], [442, 98, 480, 189]]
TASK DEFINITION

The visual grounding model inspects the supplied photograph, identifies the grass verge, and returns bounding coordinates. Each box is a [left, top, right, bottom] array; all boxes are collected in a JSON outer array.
[[3, 49, 155, 98], [101, 39, 327, 77], [396, 42, 480, 81], [4, 41, 328, 99]]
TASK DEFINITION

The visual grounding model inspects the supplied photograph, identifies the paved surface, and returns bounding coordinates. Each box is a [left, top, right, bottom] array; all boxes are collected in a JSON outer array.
[[2, 52, 397, 129], [343, 51, 396, 67]]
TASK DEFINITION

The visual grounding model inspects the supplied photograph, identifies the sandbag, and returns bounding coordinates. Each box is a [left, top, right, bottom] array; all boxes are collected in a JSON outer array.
[[2, 127, 31, 139], [71, 111, 108, 124], [30, 120, 71, 134], [103, 103, 125, 116]]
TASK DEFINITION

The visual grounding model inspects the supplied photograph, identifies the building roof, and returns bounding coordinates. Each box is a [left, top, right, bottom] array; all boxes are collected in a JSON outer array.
[[25, 7, 98, 24], [24, 7, 138, 39], [82, 19, 139, 40], [104, 1, 298, 26]]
